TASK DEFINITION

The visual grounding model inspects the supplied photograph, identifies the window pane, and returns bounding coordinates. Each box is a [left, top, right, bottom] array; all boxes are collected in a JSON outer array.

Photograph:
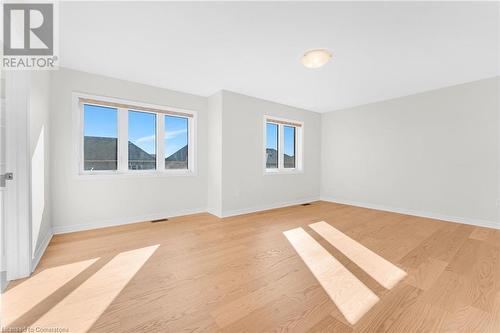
[[83, 104, 118, 171], [165, 115, 188, 169], [128, 111, 156, 170], [266, 123, 278, 168], [284, 126, 296, 168]]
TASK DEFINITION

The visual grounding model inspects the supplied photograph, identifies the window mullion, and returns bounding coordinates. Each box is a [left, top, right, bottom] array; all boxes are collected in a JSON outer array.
[[117, 108, 128, 172], [188, 117, 194, 171], [297, 126, 302, 170], [278, 124, 284, 170], [79, 102, 84, 173], [293, 126, 297, 169], [157, 114, 165, 171]]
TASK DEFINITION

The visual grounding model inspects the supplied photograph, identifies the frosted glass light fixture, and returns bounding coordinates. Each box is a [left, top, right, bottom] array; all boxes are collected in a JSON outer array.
[[301, 49, 332, 69]]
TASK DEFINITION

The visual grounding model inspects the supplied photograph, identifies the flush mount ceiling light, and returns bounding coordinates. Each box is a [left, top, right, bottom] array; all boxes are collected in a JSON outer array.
[[301, 49, 332, 69]]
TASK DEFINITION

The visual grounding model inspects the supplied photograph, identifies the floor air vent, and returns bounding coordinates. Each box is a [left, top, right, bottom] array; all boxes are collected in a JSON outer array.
[[151, 218, 169, 223], [301, 203, 312, 206]]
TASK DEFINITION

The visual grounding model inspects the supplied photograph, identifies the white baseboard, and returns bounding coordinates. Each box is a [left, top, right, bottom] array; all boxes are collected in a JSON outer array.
[[320, 196, 499, 230], [52, 207, 206, 234], [220, 196, 320, 218], [32, 228, 53, 272], [53, 198, 320, 234]]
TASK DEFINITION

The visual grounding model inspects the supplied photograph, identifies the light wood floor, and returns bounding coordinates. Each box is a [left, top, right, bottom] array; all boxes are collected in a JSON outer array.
[[2, 201, 500, 332]]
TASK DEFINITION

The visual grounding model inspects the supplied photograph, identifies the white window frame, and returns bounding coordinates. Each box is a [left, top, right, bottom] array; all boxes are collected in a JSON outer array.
[[263, 115, 303, 174], [73, 92, 197, 177]]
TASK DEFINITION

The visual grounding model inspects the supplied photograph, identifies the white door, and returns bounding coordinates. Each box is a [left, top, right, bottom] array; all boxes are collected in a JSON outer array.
[[0, 69, 6, 289], [1, 71, 32, 283]]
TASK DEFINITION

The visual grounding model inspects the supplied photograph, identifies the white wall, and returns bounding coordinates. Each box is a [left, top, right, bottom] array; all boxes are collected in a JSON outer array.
[[220, 91, 321, 216], [29, 71, 52, 259], [50, 68, 208, 233], [321, 77, 500, 227]]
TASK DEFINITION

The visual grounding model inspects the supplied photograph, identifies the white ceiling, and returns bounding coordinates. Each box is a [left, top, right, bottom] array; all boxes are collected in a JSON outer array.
[[60, 1, 499, 113]]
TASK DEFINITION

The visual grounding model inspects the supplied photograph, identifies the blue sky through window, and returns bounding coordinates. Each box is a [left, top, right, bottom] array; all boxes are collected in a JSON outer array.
[[266, 123, 278, 150], [129, 111, 156, 154], [165, 115, 188, 157], [84, 104, 117, 138], [284, 126, 295, 156]]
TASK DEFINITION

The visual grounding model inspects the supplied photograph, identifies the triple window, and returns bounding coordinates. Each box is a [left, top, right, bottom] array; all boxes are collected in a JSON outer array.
[[79, 95, 195, 174], [265, 117, 302, 172]]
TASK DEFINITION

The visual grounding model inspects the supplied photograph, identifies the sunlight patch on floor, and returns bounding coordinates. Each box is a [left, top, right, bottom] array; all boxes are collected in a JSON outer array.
[[31, 244, 159, 333], [2, 258, 99, 326], [283, 227, 379, 325], [309, 221, 407, 289]]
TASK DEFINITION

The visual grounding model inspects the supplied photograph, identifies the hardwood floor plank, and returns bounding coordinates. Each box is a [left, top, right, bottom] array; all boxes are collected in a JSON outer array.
[[436, 305, 493, 333], [420, 270, 467, 313], [220, 284, 332, 332], [404, 257, 448, 291], [458, 241, 500, 313], [488, 292, 500, 333], [307, 315, 353, 333], [469, 227, 496, 241], [385, 300, 447, 333], [210, 261, 312, 328]]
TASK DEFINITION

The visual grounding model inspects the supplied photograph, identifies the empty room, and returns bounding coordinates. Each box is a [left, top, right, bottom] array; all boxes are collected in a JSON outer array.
[[0, 1, 499, 332]]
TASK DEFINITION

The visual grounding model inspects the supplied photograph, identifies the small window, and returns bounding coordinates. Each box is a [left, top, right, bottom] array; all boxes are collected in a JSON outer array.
[[83, 104, 118, 171], [165, 115, 189, 169], [264, 117, 302, 173], [266, 123, 279, 168], [284, 125, 296, 168], [128, 110, 157, 170]]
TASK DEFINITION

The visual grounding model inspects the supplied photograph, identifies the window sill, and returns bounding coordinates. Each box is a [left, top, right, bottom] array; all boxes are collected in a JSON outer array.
[[264, 169, 304, 176], [76, 170, 197, 180]]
